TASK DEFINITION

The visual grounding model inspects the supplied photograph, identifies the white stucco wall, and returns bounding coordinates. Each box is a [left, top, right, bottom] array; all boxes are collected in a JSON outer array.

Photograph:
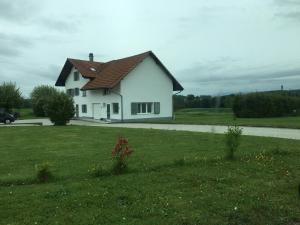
[[121, 56, 173, 120], [65, 67, 121, 120]]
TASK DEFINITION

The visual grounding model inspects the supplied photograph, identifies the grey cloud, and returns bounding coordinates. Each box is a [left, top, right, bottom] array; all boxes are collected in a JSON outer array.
[[273, 0, 300, 21], [37, 18, 78, 32], [0, 0, 39, 22], [22, 64, 61, 81], [274, 11, 300, 20], [177, 62, 300, 85], [0, 33, 33, 58], [0, 33, 33, 47], [273, 0, 300, 6]]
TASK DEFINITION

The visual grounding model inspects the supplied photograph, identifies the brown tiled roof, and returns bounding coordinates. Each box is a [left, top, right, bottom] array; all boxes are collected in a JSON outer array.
[[68, 59, 104, 78], [82, 51, 150, 90], [55, 51, 183, 91]]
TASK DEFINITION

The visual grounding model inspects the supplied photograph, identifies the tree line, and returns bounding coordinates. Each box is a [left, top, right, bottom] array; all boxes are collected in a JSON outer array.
[[174, 90, 300, 118], [0, 82, 74, 125], [173, 94, 235, 110]]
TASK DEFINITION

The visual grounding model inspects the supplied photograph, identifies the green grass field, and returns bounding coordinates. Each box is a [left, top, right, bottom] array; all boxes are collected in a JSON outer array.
[[0, 126, 299, 225], [14, 107, 300, 129], [14, 108, 37, 119], [150, 108, 300, 129]]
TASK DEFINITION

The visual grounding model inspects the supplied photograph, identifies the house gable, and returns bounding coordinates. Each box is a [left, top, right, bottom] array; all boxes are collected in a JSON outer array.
[[120, 56, 174, 120]]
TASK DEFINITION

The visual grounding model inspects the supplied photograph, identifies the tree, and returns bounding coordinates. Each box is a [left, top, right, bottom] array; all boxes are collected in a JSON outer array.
[[31, 85, 58, 116], [0, 82, 22, 111], [45, 92, 74, 125]]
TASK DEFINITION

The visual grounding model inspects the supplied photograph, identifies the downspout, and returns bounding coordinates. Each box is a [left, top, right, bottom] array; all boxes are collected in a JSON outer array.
[[173, 90, 183, 120], [111, 90, 124, 122]]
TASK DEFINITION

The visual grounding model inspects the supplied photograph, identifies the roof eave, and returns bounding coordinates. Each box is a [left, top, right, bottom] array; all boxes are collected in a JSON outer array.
[[55, 59, 73, 86], [148, 51, 184, 92]]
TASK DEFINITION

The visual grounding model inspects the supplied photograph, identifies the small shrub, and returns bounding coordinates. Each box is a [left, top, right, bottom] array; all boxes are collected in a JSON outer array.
[[225, 125, 242, 160], [35, 162, 53, 183], [31, 85, 59, 117], [89, 164, 110, 177], [45, 92, 74, 125], [111, 137, 133, 175]]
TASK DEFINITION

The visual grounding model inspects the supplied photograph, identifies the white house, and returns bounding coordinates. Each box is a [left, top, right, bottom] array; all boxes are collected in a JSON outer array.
[[55, 51, 183, 122]]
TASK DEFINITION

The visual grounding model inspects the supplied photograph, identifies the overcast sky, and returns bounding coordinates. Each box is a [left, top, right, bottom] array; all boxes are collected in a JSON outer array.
[[0, 0, 300, 97]]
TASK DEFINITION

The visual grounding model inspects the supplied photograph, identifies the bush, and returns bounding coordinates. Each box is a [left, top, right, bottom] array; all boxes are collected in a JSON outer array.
[[111, 137, 133, 175], [89, 164, 110, 177], [45, 92, 74, 125], [232, 93, 300, 118], [0, 82, 22, 111], [35, 162, 53, 183], [31, 85, 59, 117], [225, 125, 242, 160]]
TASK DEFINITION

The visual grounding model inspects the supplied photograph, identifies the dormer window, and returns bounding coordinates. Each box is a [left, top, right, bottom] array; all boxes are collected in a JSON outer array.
[[74, 71, 79, 81], [104, 88, 110, 95]]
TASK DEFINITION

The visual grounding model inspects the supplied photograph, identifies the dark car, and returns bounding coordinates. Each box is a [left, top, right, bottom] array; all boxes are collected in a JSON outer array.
[[0, 111, 15, 124]]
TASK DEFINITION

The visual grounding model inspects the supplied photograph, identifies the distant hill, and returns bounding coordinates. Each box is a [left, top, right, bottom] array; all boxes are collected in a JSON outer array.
[[264, 89, 300, 97]]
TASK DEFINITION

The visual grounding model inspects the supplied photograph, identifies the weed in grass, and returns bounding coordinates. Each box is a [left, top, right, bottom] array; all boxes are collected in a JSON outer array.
[[173, 158, 186, 167], [89, 164, 110, 177], [111, 136, 133, 175], [44, 187, 70, 199], [35, 162, 53, 183], [269, 146, 290, 156], [225, 125, 242, 160]]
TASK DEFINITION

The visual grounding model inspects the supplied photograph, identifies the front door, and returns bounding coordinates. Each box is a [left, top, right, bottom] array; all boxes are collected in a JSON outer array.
[[93, 103, 101, 120], [75, 104, 79, 117], [107, 104, 111, 119]]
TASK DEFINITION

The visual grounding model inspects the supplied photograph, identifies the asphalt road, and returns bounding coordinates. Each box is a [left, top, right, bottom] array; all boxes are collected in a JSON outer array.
[[1, 118, 300, 140]]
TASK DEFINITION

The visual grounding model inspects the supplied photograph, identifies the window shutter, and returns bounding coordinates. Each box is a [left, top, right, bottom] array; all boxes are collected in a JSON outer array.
[[154, 102, 160, 114], [131, 103, 138, 115]]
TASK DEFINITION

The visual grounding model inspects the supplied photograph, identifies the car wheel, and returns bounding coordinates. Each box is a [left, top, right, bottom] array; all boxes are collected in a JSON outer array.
[[4, 119, 11, 124]]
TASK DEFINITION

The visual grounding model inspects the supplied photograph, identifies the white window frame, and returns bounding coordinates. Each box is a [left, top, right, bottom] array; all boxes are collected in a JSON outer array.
[[137, 102, 153, 114]]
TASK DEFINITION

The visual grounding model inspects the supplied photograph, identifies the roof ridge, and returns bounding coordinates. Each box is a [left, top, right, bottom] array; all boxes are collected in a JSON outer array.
[[105, 51, 152, 63], [68, 58, 104, 64]]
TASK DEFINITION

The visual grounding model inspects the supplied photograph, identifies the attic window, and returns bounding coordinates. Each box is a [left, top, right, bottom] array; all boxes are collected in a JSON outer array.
[[90, 67, 96, 72]]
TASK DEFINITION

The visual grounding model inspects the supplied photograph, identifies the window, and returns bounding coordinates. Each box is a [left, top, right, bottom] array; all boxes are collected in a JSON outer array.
[[82, 104, 87, 113], [131, 102, 155, 115], [112, 103, 119, 114], [74, 88, 79, 96], [74, 71, 79, 81], [154, 102, 160, 114], [147, 103, 152, 113], [103, 88, 110, 95], [82, 90, 86, 97], [66, 89, 74, 97]]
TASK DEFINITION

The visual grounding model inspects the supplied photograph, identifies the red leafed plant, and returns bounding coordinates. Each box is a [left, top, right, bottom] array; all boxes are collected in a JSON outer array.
[[112, 136, 133, 174]]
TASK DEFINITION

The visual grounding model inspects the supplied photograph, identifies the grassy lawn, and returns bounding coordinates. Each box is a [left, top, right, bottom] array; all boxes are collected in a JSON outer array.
[[148, 108, 300, 129], [14, 108, 39, 120], [0, 126, 299, 224]]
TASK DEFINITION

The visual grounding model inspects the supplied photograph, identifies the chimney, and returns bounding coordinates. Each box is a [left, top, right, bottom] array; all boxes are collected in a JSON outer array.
[[89, 53, 94, 62]]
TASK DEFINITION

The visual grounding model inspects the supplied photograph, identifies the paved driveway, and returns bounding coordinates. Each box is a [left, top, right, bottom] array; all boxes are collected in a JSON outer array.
[[2, 118, 300, 140]]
